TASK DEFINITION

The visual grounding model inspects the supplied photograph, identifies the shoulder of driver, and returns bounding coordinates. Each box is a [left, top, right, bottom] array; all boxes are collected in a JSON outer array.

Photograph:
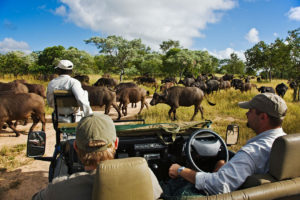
[[52, 171, 93, 184]]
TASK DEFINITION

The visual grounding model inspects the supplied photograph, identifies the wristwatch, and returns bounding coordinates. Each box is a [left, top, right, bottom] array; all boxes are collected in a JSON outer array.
[[177, 166, 185, 175]]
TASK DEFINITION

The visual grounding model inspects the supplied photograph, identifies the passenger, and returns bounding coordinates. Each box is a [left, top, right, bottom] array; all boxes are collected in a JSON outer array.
[[32, 113, 163, 199], [46, 59, 93, 123], [166, 93, 287, 196]]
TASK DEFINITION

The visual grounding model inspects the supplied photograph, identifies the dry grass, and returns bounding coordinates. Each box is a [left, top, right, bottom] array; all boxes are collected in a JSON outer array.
[[1, 75, 299, 150], [141, 79, 300, 150], [0, 144, 32, 171]]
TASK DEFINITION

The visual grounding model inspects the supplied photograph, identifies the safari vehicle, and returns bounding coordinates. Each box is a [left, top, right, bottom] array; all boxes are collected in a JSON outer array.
[[26, 90, 300, 200]]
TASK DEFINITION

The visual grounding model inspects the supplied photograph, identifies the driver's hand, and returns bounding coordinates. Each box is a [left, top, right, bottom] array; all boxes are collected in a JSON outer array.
[[169, 164, 181, 179]]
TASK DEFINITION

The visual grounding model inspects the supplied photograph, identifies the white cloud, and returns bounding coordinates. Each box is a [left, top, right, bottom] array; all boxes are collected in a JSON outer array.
[[273, 32, 278, 37], [58, 0, 236, 50], [0, 38, 31, 54], [55, 5, 67, 16], [207, 47, 245, 61], [287, 7, 300, 21], [245, 28, 259, 43]]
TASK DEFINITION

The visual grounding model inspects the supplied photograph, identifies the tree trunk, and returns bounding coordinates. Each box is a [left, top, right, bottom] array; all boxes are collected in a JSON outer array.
[[119, 68, 124, 82]]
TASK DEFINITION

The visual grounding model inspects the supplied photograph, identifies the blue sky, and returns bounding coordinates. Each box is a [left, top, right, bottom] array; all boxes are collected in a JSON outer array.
[[0, 0, 299, 60]]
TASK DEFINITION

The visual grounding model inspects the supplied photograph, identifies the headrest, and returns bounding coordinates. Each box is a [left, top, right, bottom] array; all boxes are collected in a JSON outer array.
[[92, 157, 154, 200], [269, 133, 300, 180]]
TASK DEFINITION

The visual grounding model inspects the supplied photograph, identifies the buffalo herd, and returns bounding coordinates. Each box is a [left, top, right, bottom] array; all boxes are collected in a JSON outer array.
[[0, 74, 291, 136]]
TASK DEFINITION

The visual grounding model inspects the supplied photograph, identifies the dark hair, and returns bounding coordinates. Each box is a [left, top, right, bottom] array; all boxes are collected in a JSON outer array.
[[56, 68, 72, 75], [255, 109, 285, 127]]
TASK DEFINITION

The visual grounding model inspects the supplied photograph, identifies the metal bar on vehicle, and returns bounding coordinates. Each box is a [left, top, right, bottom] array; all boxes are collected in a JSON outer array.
[[113, 119, 145, 124], [34, 157, 53, 161]]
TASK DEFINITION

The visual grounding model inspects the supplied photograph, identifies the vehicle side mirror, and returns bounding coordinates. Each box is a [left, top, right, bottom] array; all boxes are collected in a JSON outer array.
[[225, 124, 239, 146], [27, 131, 46, 157]]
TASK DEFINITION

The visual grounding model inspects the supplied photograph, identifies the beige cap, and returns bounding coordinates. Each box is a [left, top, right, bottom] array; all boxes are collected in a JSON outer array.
[[55, 60, 73, 70], [238, 93, 287, 119], [76, 113, 116, 153]]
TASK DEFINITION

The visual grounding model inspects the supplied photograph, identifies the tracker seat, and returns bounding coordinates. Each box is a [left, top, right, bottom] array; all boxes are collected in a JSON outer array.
[[92, 157, 154, 200]]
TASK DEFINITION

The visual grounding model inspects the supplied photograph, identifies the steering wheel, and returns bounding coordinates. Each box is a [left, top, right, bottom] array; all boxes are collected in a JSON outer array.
[[185, 129, 229, 172]]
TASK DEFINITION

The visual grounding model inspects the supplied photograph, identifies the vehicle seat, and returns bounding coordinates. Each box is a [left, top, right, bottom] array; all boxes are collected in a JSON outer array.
[[240, 133, 300, 188], [53, 90, 79, 129], [188, 133, 300, 200], [92, 157, 154, 200]]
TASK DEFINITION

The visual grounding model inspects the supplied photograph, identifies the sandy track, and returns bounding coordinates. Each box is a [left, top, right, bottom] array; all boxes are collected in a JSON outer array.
[[0, 98, 151, 200]]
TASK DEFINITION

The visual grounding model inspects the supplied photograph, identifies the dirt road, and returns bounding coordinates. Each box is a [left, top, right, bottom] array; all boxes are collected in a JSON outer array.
[[0, 99, 151, 200]]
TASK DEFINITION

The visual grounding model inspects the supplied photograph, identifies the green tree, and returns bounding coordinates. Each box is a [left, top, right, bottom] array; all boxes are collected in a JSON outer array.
[[0, 51, 31, 77], [85, 35, 148, 81], [245, 41, 272, 80], [162, 48, 195, 79], [37, 45, 65, 74], [62, 47, 97, 74], [286, 28, 300, 101], [160, 40, 180, 53], [221, 53, 245, 74]]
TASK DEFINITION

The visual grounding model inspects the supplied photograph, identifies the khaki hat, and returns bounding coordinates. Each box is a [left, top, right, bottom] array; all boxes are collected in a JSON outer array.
[[238, 93, 287, 119], [55, 60, 73, 70], [76, 113, 116, 153]]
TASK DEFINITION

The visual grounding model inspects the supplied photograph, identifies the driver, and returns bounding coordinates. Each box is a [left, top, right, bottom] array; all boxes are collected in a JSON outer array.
[[32, 113, 163, 200], [167, 93, 287, 196]]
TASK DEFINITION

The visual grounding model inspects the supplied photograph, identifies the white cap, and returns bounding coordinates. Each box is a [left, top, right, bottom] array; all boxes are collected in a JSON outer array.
[[55, 60, 73, 70]]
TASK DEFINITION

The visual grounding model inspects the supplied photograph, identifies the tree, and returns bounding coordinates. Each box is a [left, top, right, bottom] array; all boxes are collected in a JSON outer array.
[[286, 28, 300, 101], [245, 41, 272, 81], [62, 47, 97, 74], [0, 51, 31, 77], [221, 53, 245, 74], [85, 36, 148, 81], [160, 40, 180, 53], [162, 48, 195, 79], [37, 45, 65, 74]]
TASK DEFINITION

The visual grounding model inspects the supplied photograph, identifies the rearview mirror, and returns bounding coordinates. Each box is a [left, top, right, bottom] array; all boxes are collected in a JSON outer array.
[[225, 124, 239, 146], [27, 131, 46, 157]]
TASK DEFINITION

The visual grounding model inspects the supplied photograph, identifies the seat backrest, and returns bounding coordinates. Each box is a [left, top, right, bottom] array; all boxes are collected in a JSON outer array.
[[53, 90, 79, 108], [269, 133, 300, 180], [92, 157, 154, 200]]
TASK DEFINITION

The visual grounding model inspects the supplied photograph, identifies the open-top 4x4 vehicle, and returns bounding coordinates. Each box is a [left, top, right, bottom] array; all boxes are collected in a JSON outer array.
[[26, 90, 300, 200]]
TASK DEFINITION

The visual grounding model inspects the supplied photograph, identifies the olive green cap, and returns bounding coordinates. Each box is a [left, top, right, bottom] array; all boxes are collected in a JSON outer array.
[[76, 113, 116, 153], [238, 93, 287, 120]]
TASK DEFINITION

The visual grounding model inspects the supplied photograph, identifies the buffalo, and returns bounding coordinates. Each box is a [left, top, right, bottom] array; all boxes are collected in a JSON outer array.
[[219, 80, 231, 91], [82, 85, 121, 120], [93, 78, 118, 88], [178, 77, 195, 87], [150, 86, 215, 121], [236, 83, 252, 93], [160, 82, 175, 92], [257, 86, 275, 94], [276, 83, 288, 98], [190, 81, 207, 93], [0, 93, 46, 137], [118, 87, 149, 116], [206, 79, 219, 94], [222, 74, 234, 81], [0, 82, 29, 94], [161, 77, 177, 84], [73, 74, 90, 84], [134, 76, 157, 88], [115, 82, 138, 108]]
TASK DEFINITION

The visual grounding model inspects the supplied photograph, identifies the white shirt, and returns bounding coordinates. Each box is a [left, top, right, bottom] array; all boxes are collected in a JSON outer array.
[[47, 75, 93, 120], [195, 128, 286, 195]]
